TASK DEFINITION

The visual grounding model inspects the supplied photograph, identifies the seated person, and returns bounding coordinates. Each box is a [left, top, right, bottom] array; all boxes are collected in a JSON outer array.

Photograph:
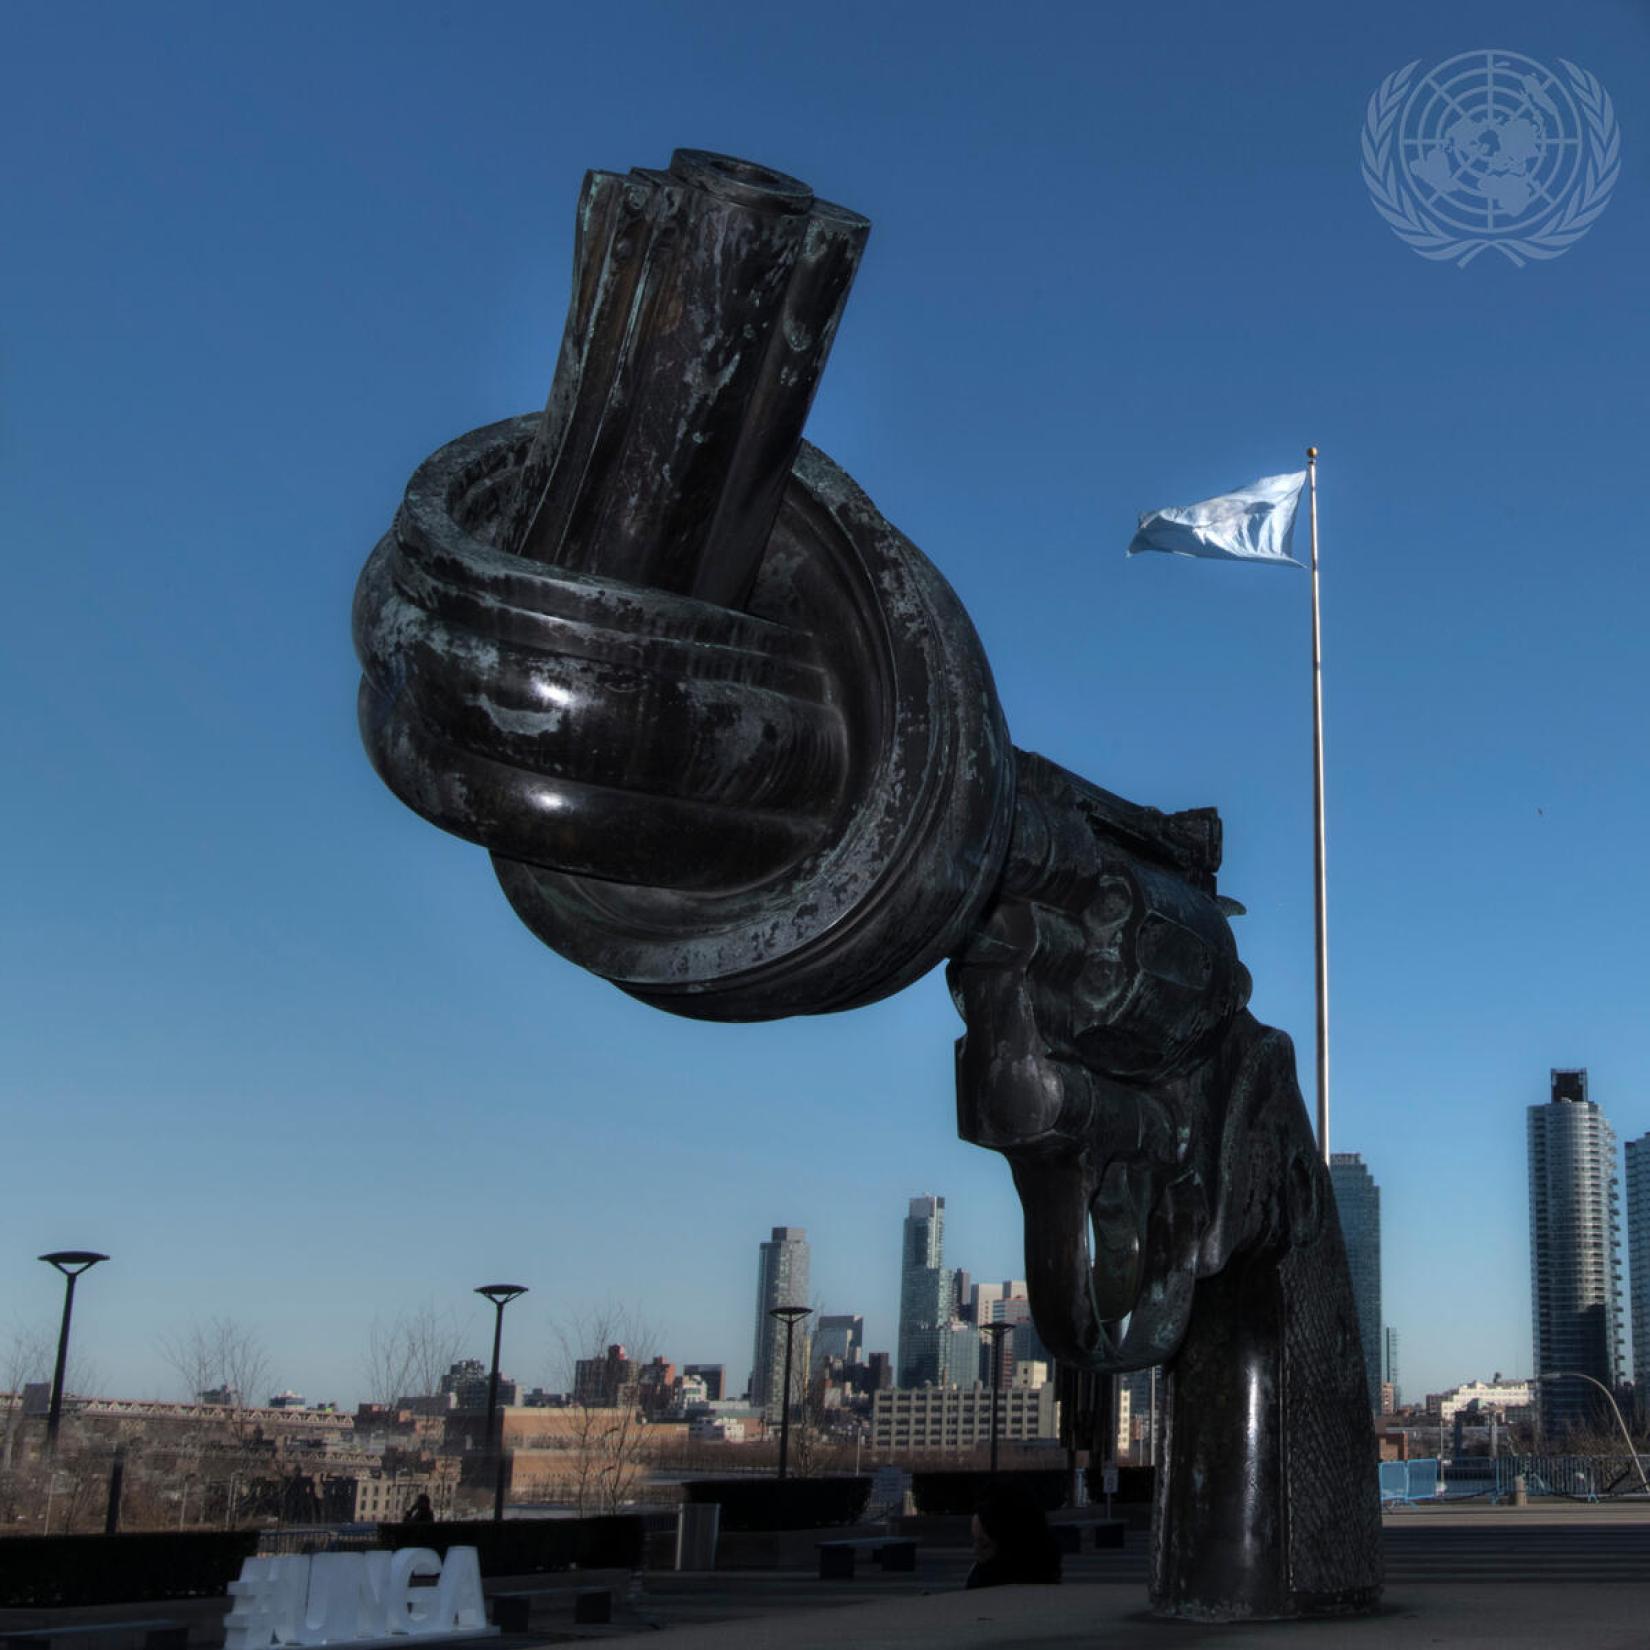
[[966, 1483, 1063, 1588]]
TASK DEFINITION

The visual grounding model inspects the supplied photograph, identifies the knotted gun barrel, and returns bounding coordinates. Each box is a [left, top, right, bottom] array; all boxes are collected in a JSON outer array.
[[354, 149, 1015, 1018], [351, 146, 1381, 1623]]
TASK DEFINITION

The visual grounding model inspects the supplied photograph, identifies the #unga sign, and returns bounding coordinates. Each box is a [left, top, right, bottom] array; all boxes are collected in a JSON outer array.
[[224, 1546, 495, 1649]]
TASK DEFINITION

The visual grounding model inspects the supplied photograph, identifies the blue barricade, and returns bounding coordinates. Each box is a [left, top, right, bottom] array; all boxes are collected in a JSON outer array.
[[1406, 1458, 1441, 1500], [1379, 1458, 1442, 1504]]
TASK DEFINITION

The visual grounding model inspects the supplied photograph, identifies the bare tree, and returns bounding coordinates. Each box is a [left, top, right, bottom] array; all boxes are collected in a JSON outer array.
[[403, 1303, 469, 1402], [773, 1298, 825, 1475], [159, 1317, 271, 1443], [42, 1450, 99, 1535], [3, 1319, 101, 1471], [160, 1326, 215, 1410], [552, 1304, 659, 1517], [787, 1362, 831, 1478], [2, 1324, 52, 1473], [360, 1303, 467, 1408]]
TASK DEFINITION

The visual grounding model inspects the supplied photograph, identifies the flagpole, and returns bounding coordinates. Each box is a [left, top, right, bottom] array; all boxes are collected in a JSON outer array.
[[1307, 446, 1329, 1163]]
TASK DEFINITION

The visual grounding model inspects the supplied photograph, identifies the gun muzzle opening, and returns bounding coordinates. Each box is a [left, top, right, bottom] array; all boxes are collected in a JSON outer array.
[[669, 148, 815, 212]]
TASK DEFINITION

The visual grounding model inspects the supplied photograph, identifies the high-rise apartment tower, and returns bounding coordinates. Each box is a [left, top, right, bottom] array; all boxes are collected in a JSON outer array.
[[751, 1226, 811, 1420], [1528, 1069, 1621, 1437], [1623, 1132, 1650, 1409], [897, 1196, 950, 1387]]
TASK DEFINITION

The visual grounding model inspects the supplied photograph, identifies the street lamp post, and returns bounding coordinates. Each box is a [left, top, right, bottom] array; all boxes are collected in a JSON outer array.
[[38, 1251, 108, 1453], [104, 1443, 127, 1535], [1537, 1371, 1650, 1495], [981, 1321, 1013, 1477], [768, 1305, 812, 1481], [43, 1470, 67, 1536], [475, 1284, 528, 1522]]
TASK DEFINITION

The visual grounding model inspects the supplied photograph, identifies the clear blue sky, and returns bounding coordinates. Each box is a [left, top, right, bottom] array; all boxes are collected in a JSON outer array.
[[3, 1, 1646, 1409]]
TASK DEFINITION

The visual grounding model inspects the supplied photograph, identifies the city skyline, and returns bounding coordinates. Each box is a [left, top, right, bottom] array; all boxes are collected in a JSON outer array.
[[10, 1151, 1643, 1415], [4, 0, 1647, 1412]]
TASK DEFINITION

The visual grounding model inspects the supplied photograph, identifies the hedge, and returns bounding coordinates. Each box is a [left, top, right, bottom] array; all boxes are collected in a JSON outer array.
[[1083, 1463, 1156, 1504], [0, 1515, 649, 1605], [376, 1514, 645, 1573], [908, 1469, 1071, 1516], [681, 1476, 870, 1531], [0, 1531, 259, 1606]]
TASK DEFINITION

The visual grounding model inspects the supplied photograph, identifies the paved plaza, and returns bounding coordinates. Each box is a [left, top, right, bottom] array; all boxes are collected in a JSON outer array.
[[2, 1505, 1645, 1649], [579, 1505, 1650, 1648]]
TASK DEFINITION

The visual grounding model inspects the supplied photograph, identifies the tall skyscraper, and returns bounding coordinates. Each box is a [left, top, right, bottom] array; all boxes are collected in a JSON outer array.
[[940, 1321, 981, 1389], [1528, 1069, 1622, 1438], [1009, 1308, 1051, 1379], [971, 1281, 1005, 1326], [972, 1285, 1048, 1386], [812, 1313, 865, 1374], [897, 1196, 951, 1387], [751, 1226, 811, 1420], [1118, 1366, 1163, 1464], [1623, 1133, 1650, 1407], [971, 1280, 1028, 1322], [1383, 1327, 1400, 1409], [1328, 1153, 1382, 1406]]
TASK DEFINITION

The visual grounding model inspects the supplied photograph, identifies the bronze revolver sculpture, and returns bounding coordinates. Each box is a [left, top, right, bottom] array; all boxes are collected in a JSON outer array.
[[352, 149, 1381, 1621]]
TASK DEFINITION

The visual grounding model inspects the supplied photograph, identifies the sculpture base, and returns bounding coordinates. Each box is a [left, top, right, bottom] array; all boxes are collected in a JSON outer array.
[[1152, 1589, 1384, 1624], [1150, 1179, 1384, 1620]]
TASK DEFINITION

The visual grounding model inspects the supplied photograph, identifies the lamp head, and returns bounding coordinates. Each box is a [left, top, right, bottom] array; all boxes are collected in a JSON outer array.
[[767, 1304, 812, 1325], [40, 1251, 109, 1277], [475, 1284, 529, 1308]]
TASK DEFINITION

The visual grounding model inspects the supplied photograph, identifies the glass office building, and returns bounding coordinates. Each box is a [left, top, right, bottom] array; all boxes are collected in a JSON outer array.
[[1329, 1152, 1382, 1407]]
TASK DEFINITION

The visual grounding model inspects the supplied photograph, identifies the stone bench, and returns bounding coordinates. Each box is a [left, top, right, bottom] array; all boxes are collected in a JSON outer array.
[[5, 1624, 188, 1650], [816, 1536, 919, 1580], [490, 1586, 612, 1631], [1051, 1517, 1127, 1554]]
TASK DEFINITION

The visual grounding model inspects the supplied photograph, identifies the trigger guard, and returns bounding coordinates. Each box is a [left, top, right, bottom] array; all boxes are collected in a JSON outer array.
[[1011, 1154, 1197, 1375]]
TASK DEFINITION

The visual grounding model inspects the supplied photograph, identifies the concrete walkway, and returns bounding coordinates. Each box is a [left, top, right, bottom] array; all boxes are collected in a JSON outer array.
[[586, 1504, 1650, 1649], [593, 1582, 1649, 1649]]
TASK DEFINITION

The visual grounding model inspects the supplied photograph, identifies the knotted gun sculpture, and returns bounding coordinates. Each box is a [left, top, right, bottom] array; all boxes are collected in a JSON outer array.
[[353, 150, 1381, 1621]]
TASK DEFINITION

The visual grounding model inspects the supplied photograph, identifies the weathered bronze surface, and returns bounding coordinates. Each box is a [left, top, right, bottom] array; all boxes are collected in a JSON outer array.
[[353, 149, 1382, 1620]]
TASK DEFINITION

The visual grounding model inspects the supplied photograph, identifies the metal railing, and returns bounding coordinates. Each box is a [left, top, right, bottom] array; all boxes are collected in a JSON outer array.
[[1496, 1454, 1650, 1501], [256, 1524, 382, 1555], [1380, 1454, 1650, 1505]]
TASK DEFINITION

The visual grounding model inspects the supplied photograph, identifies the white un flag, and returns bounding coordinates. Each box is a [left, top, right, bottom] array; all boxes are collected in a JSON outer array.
[[1127, 471, 1307, 567]]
